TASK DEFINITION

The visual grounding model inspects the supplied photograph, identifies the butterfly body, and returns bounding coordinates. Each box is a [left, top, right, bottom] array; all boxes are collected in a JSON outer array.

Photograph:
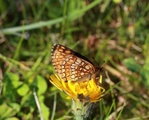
[[51, 44, 101, 82]]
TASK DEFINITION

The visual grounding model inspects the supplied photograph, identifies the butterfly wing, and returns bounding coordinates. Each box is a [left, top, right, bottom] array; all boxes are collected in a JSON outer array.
[[51, 44, 98, 82]]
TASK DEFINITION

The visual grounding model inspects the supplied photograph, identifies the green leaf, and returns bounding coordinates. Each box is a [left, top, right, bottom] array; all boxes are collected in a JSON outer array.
[[3, 72, 19, 100], [21, 93, 36, 108], [5, 117, 19, 120], [8, 103, 20, 112], [5, 72, 19, 82], [39, 95, 50, 120], [123, 58, 141, 72], [0, 103, 20, 119], [17, 83, 29, 96], [33, 75, 47, 95], [113, 0, 122, 4], [140, 63, 149, 88], [4, 72, 20, 89]]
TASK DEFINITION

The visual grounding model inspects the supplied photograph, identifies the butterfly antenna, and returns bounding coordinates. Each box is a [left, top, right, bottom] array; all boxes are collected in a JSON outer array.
[[92, 57, 106, 70], [92, 57, 98, 65], [100, 60, 105, 67]]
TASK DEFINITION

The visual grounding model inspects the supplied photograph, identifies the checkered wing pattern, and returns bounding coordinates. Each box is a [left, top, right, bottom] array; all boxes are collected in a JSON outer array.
[[51, 44, 99, 82]]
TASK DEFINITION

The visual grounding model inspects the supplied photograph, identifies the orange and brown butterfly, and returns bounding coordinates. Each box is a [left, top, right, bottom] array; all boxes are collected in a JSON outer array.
[[51, 44, 102, 82]]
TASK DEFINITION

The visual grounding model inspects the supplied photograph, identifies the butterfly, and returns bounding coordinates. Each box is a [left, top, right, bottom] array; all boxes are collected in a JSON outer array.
[[51, 44, 102, 82]]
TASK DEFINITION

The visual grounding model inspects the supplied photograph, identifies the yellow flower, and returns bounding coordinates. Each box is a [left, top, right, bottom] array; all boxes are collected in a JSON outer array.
[[50, 74, 105, 102]]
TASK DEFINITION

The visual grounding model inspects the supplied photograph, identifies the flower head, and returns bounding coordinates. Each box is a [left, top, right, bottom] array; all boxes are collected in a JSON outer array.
[[50, 74, 105, 102]]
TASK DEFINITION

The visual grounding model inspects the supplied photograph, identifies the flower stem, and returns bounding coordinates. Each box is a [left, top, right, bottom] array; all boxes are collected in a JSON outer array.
[[72, 99, 94, 120]]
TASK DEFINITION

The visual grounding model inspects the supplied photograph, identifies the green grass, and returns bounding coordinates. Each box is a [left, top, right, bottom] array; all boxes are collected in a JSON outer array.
[[0, 0, 149, 120]]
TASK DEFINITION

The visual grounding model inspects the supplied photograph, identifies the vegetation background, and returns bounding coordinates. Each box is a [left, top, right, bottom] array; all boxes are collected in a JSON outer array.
[[0, 0, 149, 120]]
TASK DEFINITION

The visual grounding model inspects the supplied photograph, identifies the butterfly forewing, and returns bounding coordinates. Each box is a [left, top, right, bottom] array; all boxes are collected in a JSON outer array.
[[51, 44, 99, 82]]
